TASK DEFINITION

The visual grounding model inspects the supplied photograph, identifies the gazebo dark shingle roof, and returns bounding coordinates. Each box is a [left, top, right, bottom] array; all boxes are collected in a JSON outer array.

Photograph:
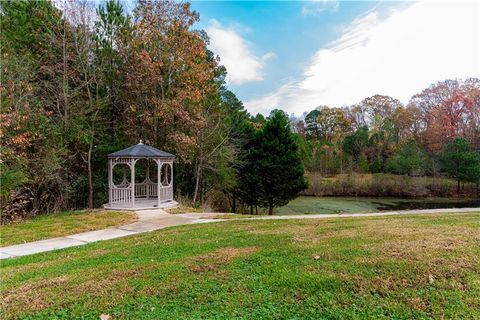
[[108, 141, 175, 158]]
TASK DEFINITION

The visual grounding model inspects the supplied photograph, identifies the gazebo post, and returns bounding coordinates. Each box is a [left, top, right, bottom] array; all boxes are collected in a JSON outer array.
[[170, 160, 174, 200], [157, 160, 161, 208], [108, 158, 112, 206], [131, 158, 136, 208], [146, 163, 150, 200]]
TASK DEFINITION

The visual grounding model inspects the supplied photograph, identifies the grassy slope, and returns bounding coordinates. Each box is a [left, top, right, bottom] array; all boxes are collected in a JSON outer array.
[[1, 212, 479, 319], [0, 210, 136, 247]]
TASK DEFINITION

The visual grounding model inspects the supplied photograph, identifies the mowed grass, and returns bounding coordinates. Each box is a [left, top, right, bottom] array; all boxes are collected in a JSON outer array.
[[1, 212, 479, 319], [0, 210, 136, 247]]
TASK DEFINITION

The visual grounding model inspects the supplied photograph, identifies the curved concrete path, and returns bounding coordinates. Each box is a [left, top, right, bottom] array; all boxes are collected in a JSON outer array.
[[1, 207, 478, 260], [0, 210, 210, 260]]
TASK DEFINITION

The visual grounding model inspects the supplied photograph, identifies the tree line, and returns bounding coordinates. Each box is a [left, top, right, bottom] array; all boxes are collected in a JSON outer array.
[[290, 80, 480, 194]]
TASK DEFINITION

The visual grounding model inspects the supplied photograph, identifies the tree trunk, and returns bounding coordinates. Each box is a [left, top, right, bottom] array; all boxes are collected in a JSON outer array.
[[87, 138, 94, 209], [250, 205, 253, 215], [201, 179, 206, 204], [232, 188, 237, 213], [193, 160, 202, 204], [268, 201, 273, 215], [457, 179, 460, 194]]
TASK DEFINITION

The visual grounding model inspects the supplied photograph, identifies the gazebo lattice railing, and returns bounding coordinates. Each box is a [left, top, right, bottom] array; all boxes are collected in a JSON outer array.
[[104, 141, 176, 210]]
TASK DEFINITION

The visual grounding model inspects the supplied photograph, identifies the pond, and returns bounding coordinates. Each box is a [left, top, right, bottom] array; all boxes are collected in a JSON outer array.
[[276, 196, 480, 215]]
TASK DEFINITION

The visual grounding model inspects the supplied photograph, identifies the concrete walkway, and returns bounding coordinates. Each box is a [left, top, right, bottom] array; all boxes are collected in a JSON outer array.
[[0, 209, 216, 260], [1, 207, 478, 260]]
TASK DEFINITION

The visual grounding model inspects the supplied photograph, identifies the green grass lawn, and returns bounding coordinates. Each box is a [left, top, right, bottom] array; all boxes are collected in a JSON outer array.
[[1, 212, 479, 319], [0, 210, 136, 247]]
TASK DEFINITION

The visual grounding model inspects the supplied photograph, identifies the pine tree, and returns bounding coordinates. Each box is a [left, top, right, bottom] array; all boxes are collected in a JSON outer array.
[[236, 120, 262, 214], [440, 138, 480, 193], [254, 110, 308, 214]]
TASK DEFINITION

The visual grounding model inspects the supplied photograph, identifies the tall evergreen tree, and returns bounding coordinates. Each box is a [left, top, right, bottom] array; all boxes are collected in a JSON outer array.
[[254, 110, 308, 214], [236, 121, 261, 214], [440, 138, 480, 193]]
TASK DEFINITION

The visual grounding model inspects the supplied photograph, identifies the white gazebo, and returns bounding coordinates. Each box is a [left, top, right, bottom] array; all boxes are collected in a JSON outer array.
[[104, 141, 177, 210]]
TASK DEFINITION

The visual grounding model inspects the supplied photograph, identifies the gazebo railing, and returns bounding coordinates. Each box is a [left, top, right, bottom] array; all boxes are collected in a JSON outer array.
[[158, 185, 173, 201], [110, 183, 172, 204], [111, 187, 133, 204], [148, 183, 158, 197], [134, 181, 158, 198]]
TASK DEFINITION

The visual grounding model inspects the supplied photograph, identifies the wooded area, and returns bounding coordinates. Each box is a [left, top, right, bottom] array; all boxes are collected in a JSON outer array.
[[1, 0, 479, 222], [291, 82, 480, 195], [1, 0, 307, 221]]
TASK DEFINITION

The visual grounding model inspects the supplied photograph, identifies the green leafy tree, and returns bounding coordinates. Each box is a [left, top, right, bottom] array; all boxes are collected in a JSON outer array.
[[386, 139, 425, 176], [342, 126, 369, 171], [315, 107, 351, 141], [221, 90, 256, 213], [95, 0, 130, 141], [463, 151, 480, 197], [254, 110, 308, 214], [305, 109, 321, 139], [252, 113, 267, 127], [440, 138, 480, 193], [358, 154, 370, 173], [342, 126, 369, 159]]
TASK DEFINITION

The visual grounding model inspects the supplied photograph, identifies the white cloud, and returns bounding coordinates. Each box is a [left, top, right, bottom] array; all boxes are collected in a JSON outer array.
[[206, 19, 274, 85], [245, 1, 480, 115], [244, 83, 296, 115], [302, 0, 339, 16]]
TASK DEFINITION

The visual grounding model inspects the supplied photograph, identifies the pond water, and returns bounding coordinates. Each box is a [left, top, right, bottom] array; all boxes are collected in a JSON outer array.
[[276, 196, 480, 215]]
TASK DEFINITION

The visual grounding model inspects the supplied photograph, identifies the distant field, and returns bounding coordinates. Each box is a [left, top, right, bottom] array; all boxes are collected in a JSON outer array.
[[275, 196, 480, 215], [1, 212, 479, 319]]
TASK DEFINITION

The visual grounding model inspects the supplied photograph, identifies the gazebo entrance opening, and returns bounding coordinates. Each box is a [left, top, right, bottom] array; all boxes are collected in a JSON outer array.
[[104, 141, 176, 210]]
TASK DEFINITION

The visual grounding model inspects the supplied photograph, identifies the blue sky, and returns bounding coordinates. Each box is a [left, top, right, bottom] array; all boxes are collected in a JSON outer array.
[[191, 1, 386, 98], [188, 1, 480, 116]]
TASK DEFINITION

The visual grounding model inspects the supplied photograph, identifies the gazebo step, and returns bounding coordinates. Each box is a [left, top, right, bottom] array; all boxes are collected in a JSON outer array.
[[103, 200, 178, 211]]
